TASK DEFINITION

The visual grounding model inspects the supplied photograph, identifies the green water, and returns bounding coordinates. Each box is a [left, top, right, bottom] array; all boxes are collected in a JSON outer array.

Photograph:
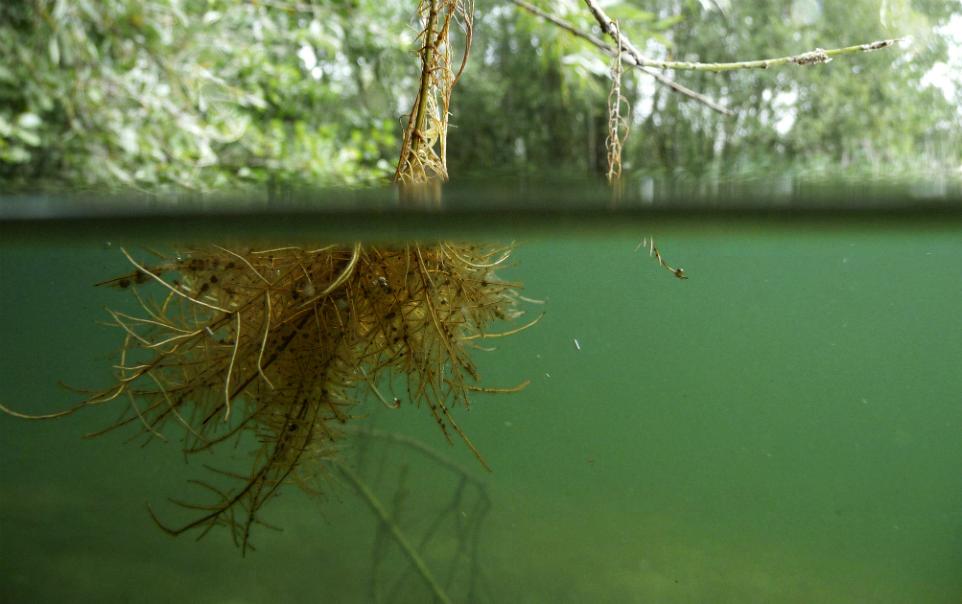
[[2, 228, 961, 603]]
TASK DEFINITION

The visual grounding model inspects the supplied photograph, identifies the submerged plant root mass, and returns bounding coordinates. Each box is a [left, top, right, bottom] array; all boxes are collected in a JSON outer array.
[[52, 242, 533, 552]]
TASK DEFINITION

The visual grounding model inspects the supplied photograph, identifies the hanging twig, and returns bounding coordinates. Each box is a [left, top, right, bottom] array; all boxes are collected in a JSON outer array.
[[635, 237, 687, 280], [395, 0, 474, 187], [347, 426, 488, 487], [337, 462, 454, 604], [507, 0, 731, 115], [350, 426, 493, 604], [606, 20, 629, 187], [583, 0, 901, 72]]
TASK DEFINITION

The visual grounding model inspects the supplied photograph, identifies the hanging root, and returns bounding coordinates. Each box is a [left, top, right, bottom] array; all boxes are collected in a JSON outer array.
[[394, 0, 473, 189], [606, 19, 630, 192], [2, 242, 534, 552]]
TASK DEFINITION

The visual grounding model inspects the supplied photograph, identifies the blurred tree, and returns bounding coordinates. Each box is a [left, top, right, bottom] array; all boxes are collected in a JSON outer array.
[[0, 0, 410, 191], [629, 0, 962, 177], [1, 0, 959, 192], [451, 0, 962, 178]]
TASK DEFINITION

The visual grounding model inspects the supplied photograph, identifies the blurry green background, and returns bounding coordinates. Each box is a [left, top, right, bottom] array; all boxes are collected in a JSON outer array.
[[1, 0, 960, 192]]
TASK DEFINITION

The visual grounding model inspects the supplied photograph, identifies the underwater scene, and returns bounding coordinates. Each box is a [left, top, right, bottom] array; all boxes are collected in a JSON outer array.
[[2, 215, 961, 603]]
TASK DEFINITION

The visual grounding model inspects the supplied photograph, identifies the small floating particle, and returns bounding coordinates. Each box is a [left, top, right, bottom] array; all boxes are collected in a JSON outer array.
[[573, 338, 581, 351]]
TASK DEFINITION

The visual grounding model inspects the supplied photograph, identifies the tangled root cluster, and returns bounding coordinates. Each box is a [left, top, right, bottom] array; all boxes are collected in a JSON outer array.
[[394, 0, 473, 186], [42, 242, 535, 552]]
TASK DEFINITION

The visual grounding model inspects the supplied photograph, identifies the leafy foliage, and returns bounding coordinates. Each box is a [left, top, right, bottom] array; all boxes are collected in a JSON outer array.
[[1, 0, 959, 192], [0, 0, 410, 191]]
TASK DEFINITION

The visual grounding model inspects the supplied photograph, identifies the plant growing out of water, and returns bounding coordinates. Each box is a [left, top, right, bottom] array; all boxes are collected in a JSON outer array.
[[0, 0, 540, 554], [394, 0, 474, 205]]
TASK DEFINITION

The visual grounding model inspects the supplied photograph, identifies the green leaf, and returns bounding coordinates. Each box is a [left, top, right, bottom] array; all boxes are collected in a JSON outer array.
[[652, 15, 684, 30], [14, 128, 41, 147], [608, 4, 656, 23], [17, 113, 42, 129], [48, 35, 60, 64], [2, 146, 32, 163]]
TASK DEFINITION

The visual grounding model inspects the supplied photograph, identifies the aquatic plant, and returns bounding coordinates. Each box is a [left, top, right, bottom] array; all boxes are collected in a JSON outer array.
[[0, 0, 536, 558], [3, 241, 535, 552]]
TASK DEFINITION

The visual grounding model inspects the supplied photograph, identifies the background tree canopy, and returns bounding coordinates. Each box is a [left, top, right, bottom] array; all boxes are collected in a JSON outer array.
[[1, 0, 960, 192]]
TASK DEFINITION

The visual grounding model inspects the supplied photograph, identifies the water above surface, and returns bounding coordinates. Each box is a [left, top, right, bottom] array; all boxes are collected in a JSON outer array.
[[1, 217, 961, 602]]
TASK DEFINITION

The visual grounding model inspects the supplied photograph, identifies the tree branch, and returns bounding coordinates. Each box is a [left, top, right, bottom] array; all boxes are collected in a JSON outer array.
[[583, 0, 901, 72], [337, 462, 454, 604], [508, 0, 732, 116]]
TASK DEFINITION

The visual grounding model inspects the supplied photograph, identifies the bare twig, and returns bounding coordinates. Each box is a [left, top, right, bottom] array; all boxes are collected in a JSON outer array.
[[346, 426, 486, 487], [337, 462, 454, 604], [708, 0, 729, 20], [350, 426, 493, 603], [508, 0, 731, 115], [635, 237, 687, 280], [584, 0, 901, 72]]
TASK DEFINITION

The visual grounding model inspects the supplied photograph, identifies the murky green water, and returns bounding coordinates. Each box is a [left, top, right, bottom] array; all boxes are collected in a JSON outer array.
[[2, 225, 961, 602]]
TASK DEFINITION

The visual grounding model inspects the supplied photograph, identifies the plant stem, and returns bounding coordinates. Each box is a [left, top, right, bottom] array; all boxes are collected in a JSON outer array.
[[509, 0, 731, 115], [412, 0, 439, 150], [584, 0, 901, 72], [395, 0, 440, 183], [337, 462, 454, 604]]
